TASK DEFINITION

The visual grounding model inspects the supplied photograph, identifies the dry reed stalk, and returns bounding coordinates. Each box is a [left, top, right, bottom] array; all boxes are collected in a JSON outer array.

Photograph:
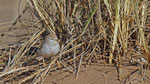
[[109, 0, 120, 63]]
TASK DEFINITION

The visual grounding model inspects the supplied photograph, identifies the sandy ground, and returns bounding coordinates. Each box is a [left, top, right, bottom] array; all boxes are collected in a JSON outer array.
[[0, 0, 27, 23], [43, 64, 150, 84]]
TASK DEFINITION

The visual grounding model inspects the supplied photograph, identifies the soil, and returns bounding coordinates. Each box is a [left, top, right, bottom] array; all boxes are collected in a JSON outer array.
[[43, 64, 150, 84]]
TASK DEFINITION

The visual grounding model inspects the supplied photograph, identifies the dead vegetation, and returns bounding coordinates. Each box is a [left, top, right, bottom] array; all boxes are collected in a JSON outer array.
[[0, 0, 150, 84]]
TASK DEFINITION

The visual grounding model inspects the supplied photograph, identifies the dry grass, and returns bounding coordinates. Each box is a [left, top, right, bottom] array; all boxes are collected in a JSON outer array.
[[0, 0, 150, 83]]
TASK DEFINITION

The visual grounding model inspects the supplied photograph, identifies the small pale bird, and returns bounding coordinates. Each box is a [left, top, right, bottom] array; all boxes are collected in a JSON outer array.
[[38, 34, 60, 58]]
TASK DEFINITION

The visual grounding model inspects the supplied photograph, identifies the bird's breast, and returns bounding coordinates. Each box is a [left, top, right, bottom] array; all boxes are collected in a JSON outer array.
[[40, 40, 60, 58]]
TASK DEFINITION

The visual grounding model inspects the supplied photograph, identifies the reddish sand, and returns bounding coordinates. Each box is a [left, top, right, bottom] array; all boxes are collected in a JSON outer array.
[[43, 64, 150, 84]]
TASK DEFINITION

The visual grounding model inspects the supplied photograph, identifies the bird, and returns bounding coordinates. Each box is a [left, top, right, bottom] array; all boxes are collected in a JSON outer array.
[[37, 34, 60, 59]]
